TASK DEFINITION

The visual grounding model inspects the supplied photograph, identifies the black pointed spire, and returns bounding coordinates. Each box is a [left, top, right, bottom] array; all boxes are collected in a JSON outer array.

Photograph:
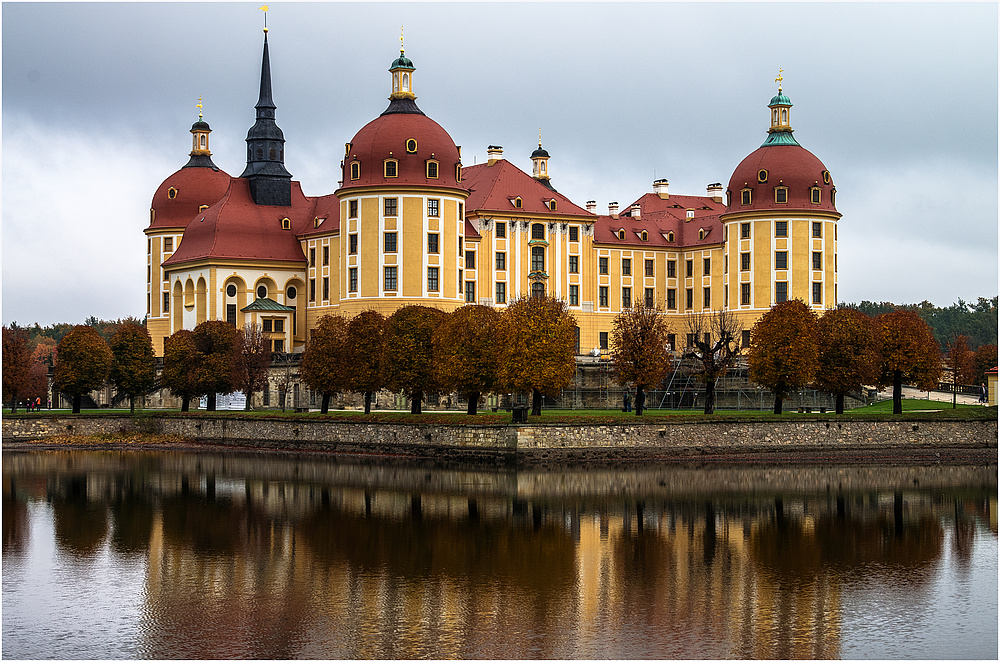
[[241, 32, 292, 206]]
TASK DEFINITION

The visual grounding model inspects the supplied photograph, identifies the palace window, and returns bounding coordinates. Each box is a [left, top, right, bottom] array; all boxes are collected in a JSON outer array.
[[685, 260, 693, 278], [741, 222, 751, 238], [426, 160, 439, 179], [569, 226, 579, 242], [350, 162, 360, 180], [348, 235, 357, 255], [775, 221, 787, 237], [599, 286, 609, 307], [496, 252, 506, 271], [645, 259, 654, 276], [618, 229, 626, 241], [622, 288, 631, 308], [531, 246, 545, 272], [813, 222, 822, 237], [548, 200, 557, 211], [703, 287, 711, 308], [776, 281, 788, 303], [164, 237, 173, 252], [703, 257, 711, 275], [347, 270, 357, 293], [813, 282, 822, 304], [384, 198, 398, 216], [599, 257, 609, 275], [514, 197, 522, 208], [464, 281, 475, 303], [813, 251, 822, 270], [309, 247, 315, 267], [309, 278, 315, 301], [406, 138, 418, 153], [599, 332, 609, 350], [569, 255, 578, 273], [428, 267, 439, 291], [758, 169, 768, 183], [427, 199, 439, 217], [349, 200, 358, 218], [740, 283, 751, 306], [775, 251, 787, 270], [466, 251, 475, 269], [496, 282, 506, 304], [685, 288, 693, 309], [569, 285, 579, 306], [810, 187, 821, 204], [645, 288, 654, 308], [741, 189, 752, 205], [384, 232, 397, 253], [532, 223, 545, 239], [384, 266, 398, 291], [775, 186, 788, 204], [323, 276, 330, 300], [667, 260, 676, 278], [622, 258, 631, 276], [428, 233, 439, 254], [257, 284, 268, 299], [496, 222, 506, 238], [384, 159, 398, 177], [530, 282, 544, 299], [667, 288, 676, 309]]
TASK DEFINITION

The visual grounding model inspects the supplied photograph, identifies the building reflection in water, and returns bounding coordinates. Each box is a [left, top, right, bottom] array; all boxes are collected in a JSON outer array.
[[3, 450, 996, 659]]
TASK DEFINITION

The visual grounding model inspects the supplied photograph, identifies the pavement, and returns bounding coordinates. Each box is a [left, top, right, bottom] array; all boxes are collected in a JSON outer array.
[[894, 386, 986, 407]]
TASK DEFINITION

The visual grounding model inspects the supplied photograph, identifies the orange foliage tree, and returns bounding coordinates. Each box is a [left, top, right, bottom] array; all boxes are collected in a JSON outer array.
[[497, 295, 577, 416], [3, 325, 31, 412], [972, 344, 998, 386], [382, 306, 447, 414], [433, 305, 500, 415], [162, 330, 199, 411], [815, 308, 880, 414], [610, 304, 673, 416], [876, 310, 941, 414], [54, 325, 112, 413], [191, 320, 239, 411], [945, 335, 975, 386], [348, 310, 386, 414], [747, 300, 819, 414], [108, 322, 156, 413], [300, 314, 352, 414]]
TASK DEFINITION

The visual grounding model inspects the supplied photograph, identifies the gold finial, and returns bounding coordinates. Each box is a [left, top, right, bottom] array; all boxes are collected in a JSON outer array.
[[775, 67, 784, 92], [260, 5, 268, 32], [538, 128, 542, 148], [197, 97, 203, 120], [400, 25, 404, 53]]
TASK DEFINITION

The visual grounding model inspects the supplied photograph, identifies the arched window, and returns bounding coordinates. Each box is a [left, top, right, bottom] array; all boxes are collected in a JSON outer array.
[[200, 135, 206, 148], [351, 162, 360, 180], [641, 230, 648, 241], [257, 284, 268, 299], [514, 197, 522, 208], [618, 229, 626, 241], [741, 189, 752, 205], [402, 73, 409, 92], [781, 109, 787, 123], [531, 282, 545, 299], [667, 232, 675, 242]]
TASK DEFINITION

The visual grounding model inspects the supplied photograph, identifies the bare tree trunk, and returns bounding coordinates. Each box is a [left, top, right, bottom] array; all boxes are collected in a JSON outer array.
[[466, 391, 479, 415], [181, 396, 190, 412], [364, 391, 372, 414], [773, 396, 783, 415], [410, 390, 422, 414], [130, 395, 136, 415], [635, 385, 645, 416], [836, 392, 845, 415], [72, 394, 82, 414], [893, 370, 903, 414], [530, 388, 543, 416], [244, 390, 252, 411], [703, 379, 716, 415], [207, 393, 217, 412], [321, 393, 331, 414], [9, 396, 18, 414]]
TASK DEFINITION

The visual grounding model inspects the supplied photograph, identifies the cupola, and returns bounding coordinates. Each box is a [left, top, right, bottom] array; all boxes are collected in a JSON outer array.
[[531, 133, 551, 182], [762, 68, 800, 147], [183, 99, 221, 170]]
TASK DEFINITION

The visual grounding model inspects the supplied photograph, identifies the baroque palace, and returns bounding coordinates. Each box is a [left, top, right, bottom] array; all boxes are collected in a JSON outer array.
[[145, 30, 840, 357]]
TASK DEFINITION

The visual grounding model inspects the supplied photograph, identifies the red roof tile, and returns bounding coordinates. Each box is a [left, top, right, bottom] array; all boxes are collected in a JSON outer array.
[[462, 160, 593, 217]]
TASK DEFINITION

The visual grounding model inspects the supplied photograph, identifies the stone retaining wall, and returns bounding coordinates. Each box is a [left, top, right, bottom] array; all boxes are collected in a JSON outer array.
[[3, 415, 996, 465]]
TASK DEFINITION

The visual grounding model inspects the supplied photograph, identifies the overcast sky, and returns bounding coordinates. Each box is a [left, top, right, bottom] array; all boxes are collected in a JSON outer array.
[[3, 2, 997, 327]]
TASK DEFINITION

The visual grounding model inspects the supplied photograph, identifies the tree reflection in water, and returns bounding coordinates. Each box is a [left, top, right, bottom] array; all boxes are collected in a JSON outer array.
[[2, 450, 996, 660]]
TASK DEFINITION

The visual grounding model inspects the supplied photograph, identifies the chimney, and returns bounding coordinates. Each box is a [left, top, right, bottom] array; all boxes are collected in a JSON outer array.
[[586, 200, 597, 214], [487, 145, 503, 165], [707, 182, 724, 203], [653, 179, 669, 199], [609, 201, 619, 218], [630, 203, 641, 219]]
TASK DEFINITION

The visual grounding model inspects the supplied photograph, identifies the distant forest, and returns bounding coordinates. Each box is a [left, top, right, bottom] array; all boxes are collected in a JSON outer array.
[[8, 296, 999, 353]]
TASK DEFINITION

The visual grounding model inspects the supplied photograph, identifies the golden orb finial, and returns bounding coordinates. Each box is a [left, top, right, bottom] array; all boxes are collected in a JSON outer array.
[[400, 25, 404, 53], [775, 67, 784, 92], [197, 97, 203, 120], [260, 5, 268, 32]]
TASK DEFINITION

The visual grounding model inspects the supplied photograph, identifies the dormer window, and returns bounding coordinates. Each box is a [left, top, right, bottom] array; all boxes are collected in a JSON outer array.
[[345, 143, 353, 156], [741, 188, 752, 205], [758, 169, 768, 183], [686, 210, 695, 219], [167, 187, 178, 199], [351, 161, 360, 180], [548, 200, 557, 211], [406, 138, 418, 153], [618, 229, 626, 241], [384, 159, 398, 178], [426, 160, 439, 179], [514, 197, 522, 208], [775, 186, 788, 204], [666, 231, 675, 242], [810, 186, 822, 204], [314, 217, 323, 228], [641, 230, 648, 241], [822, 170, 831, 185], [281, 218, 291, 230], [698, 228, 707, 240]]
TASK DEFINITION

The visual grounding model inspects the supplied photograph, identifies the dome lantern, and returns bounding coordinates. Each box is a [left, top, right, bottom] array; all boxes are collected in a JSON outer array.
[[531, 130, 552, 186], [763, 69, 800, 147]]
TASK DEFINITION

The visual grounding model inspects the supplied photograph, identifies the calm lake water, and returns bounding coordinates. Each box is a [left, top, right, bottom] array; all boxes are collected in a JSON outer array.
[[2, 449, 996, 660]]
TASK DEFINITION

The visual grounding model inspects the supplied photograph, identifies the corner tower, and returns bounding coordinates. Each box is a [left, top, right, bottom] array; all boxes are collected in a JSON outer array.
[[721, 75, 840, 329], [240, 27, 293, 206]]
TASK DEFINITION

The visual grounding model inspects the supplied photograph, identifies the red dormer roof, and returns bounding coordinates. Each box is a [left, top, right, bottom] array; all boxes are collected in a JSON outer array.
[[163, 178, 321, 267], [593, 192, 725, 249], [462, 159, 593, 217]]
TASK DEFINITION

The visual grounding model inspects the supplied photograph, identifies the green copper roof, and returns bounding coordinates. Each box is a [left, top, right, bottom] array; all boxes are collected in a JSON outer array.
[[769, 91, 792, 106], [390, 51, 414, 70], [761, 131, 801, 147], [241, 297, 296, 312]]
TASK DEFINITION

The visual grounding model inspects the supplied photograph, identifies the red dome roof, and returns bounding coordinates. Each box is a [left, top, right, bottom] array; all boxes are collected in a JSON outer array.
[[148, 165, 232, 230], [726, 144, 837, 214], [340, 112, 464, 192]]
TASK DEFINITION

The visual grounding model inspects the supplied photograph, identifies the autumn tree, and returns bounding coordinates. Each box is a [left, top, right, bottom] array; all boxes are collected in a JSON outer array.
[[747, 300, 820, 414], [815, 308, 880, 414], [54, 325, 113, 413], [348, 310, 386, 414], [876, 310, 942, 414], [945, 335, 975, 387], [972, 344, 998, 386], [3, 325, 32, 412], [234, 323, 272, 410], [610, 304, 672, 416], [382, 306, 447, 414], [683, 309, 742, 415], [108, 322, 156, 413], [25, 340, 58, 405], [433, 305, 500, 415], [496, 295, 577, 416], [191, 321, 239, 411], [162, 330, 199, 411], [300, 315, 352, 414]]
